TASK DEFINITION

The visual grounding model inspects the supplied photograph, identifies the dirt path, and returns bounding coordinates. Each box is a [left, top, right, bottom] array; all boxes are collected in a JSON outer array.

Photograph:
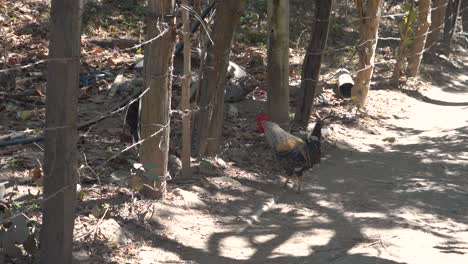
[[126, 70, 467, 264], [72, 54, 468, 264]]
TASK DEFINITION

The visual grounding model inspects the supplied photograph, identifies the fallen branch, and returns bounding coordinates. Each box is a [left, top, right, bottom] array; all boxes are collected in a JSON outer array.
[[0, 129, 38, 141], [87, 38, 139, 49], [0, 136, 45, 147]]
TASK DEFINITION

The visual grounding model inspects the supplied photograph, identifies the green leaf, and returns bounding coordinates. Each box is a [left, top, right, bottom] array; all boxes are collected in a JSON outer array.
[[17, 110, 33, 120], [78, 190, 87, 200], [403, 3, 410, 12], [405, 39, 414, 46]]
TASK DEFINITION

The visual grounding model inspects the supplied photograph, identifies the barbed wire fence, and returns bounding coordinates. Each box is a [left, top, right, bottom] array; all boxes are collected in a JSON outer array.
[[303, 2, 467, 91], [0, 2, 458, 74], [0, 1, 467, 226]]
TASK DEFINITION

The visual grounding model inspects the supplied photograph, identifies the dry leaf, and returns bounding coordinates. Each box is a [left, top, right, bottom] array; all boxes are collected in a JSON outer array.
[[31, 159, 42, 179], [382, 137, 396, 143]]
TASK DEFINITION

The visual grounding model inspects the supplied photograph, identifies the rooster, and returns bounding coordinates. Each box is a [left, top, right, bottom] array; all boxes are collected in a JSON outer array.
[[125, 99, 140, 142], [257, 113, 324, 193]]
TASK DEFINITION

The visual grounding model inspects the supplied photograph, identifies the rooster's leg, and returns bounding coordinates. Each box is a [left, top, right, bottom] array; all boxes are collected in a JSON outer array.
[[296, 176, 302, 193]]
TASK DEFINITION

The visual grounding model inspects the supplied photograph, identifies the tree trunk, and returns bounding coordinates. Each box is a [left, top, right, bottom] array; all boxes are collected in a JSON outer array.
[[442, 0, 462, 53], [139, 0, 176, 199], [41, 0, 81, 263], [463, 0, 468, 32], [196, 0, 245, 156], [192, 0, 206, 139], [295, 0, 333, 125], [393, 0, 415, 85], [425, 0, 448, 49], [267, 0, 290, 129], [351, 0, 383, 107], [407, 0, 432, 77], [181, 0, 192, 178]]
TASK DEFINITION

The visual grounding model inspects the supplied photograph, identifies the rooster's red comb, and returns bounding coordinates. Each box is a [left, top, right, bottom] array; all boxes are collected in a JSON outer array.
[[256, 113, 270, 133]]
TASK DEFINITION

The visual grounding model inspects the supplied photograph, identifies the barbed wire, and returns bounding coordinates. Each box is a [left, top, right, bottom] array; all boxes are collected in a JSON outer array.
[[179, 4, 214, 45], [308, 1, 450, 23], [0, 2, 463, 74], [0, 27, 170, 74], [305, 20, 461, 87], [282, 3, 467, 94], [0, 1, 219, 75], [1, 4, 465, 143], [0, 0, 467, 227], [1, 2, 465, 148], [0, 72, 200, 148], [0, 120, 171, 226], [0, 83, 210, 225], [0, 98, 211, 225], [305, 3, 468, 57], [0, 0, 460, 145]]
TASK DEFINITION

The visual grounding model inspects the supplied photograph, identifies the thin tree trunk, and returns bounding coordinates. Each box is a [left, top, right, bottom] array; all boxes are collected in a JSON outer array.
[[345, 0, 349, 17], [194, 0, 201, 14], [393, 0, 415, 85], [197, 0, 245, 156], [191, 0, 206, 141], [425, 0, 448, 49], [442, 0, 462, 53], [407, 0, 432, 77], [267, 0, 290, 129], [181, 0, 192, 178], [463, 0, 468, 32], [294, 0, 333, 125], [41, 0, 81, 263], [351, 0, 383, 107], [139, 0, 176, 199]]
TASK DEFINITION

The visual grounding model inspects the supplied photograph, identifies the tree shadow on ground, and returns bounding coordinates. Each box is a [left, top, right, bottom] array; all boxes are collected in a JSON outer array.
[[400, 89, 468, 106], [421, 51, 468, 95], [69, 40, 468, 263], [116, 204, 408, 264], [106, 127, 467, 263], [81, 0, 145, 37], [70, 89, 468, 262], [183, 123, 467, 262], [58, 104, 466, 264]]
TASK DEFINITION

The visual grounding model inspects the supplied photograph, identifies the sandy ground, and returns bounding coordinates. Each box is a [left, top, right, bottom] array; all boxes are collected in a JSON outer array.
[[103, 54, 468, 264], [1, 2, 466, 263]]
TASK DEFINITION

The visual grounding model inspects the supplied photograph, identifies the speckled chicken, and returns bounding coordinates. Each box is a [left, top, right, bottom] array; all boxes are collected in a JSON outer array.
[[257, 114, 323, 193]]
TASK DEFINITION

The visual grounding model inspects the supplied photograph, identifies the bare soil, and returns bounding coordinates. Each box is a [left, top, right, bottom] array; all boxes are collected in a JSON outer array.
[[1, 47, 467, 264], [1, 1, 468, 263], [70, 51, 468, 264]]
